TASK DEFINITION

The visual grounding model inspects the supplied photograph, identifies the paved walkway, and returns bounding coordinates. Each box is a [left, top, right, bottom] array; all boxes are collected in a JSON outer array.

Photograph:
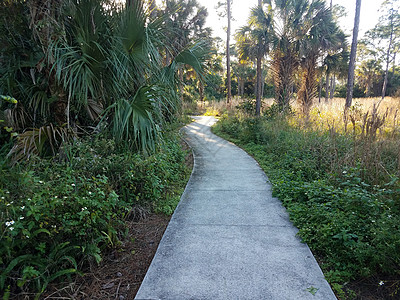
[[135, 116, 337, 300]]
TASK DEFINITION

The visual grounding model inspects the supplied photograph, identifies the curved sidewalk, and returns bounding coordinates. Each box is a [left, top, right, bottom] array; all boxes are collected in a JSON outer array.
[[135, 116, 337, 300]]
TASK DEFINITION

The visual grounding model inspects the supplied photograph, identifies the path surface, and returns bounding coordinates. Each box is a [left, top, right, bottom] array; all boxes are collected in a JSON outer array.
[[135, 116, 337, 300]]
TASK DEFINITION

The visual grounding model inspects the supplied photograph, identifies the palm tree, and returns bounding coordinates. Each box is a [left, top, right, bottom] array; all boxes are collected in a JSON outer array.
[[297, 0, 342, 114], [226, 0, 232, 104], [346, 0, 362, 108], [236, 3, 272, 116], [268, 0, 309, 112], [2, 0, 210, 158]]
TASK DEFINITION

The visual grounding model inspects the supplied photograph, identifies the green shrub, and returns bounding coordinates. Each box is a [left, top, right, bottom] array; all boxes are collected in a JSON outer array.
[[0, 131, 191, 297], [213, 115, 400, 285]]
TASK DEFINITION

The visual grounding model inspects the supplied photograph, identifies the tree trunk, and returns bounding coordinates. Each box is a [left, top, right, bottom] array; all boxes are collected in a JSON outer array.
[[226, 0, 232, 104], [391, 52, 396, 78], [330, 75, 336, 99], [325, 71, 330, 102], [255, 0, 263, 116], [298, 57, 317, 115], [345, 0, 362, 108], [256, 54, 262, 116], [382, 9, 394, 100], [261, 77, 265, 99], [199, 80, 204, 102], [319, 77, 322, 103]]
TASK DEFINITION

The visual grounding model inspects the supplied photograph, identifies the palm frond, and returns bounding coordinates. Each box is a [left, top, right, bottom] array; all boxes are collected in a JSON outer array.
[[107, 86, 160, 153], [8, 124, 75, 162]]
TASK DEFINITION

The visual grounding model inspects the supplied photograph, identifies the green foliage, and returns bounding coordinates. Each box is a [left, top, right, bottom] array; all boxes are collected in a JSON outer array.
[[214, 115, 400, 286], [0, 131, 191, 297]]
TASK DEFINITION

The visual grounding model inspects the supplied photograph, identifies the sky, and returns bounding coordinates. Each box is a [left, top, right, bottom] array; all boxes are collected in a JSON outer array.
[[198, 0, 385, 42]]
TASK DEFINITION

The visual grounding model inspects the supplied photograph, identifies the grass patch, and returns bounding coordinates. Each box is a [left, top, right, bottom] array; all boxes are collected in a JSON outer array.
[[213, 112, 400, 297]]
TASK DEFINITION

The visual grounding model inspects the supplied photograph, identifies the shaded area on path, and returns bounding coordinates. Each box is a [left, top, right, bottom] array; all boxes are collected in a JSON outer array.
[[135, 116, 337, 300]]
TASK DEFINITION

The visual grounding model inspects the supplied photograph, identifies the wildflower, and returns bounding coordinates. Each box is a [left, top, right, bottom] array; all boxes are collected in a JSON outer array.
[[27, 198, 31, 201], [1, 197, 4, 200], [71, 183, 76, 187], [342, 170, 347, 174], [379, 281, 384, 286], [26, 235, 29, 238], [9, 227, 14, 231], [5, 220, 15, 227], [21, 206, 25, 210], [38, 180, 43, 184], [81, 207, 88, 211], [63, 196, 67, 199], [19, 216, 24, 220], [54, 196, 58, 199], [5, 191, 9, 194], [88, 192, 92, 195]]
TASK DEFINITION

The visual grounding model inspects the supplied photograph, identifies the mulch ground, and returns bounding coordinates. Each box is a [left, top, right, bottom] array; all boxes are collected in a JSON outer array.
[[45, 213, 171, 299]]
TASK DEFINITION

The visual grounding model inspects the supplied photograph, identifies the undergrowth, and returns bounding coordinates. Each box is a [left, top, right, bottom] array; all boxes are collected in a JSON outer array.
[[0, 129, 191, 298], [213, 109, 400, 298]]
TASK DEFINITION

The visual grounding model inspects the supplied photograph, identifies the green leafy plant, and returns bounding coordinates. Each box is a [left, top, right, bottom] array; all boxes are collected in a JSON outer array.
[[213, 114, 400, 288]]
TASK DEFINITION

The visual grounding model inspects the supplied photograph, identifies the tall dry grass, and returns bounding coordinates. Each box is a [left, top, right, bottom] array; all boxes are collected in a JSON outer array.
[[202, 96, 400, 138], [205, 96, 400, 182]]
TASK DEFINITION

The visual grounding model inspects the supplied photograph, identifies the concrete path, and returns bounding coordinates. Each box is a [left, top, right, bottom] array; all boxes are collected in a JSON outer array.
[[135, 116, 337, 300]]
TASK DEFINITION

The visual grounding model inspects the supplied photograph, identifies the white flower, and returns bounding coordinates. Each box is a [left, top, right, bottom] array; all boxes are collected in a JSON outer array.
[[5, 191, 9, 194], [38, 180, 43, 184], [5, 220, 15, 227], [54, 196, 58, 199], [19, 217, 24, 220], [27, 198, 31, 201], [81, 207, 88, 211], [71, 183, 76, 187], [63, 196, 67, 199], [26, 235, 29, 238], [1, 197, 4, 200], [88, 192, 92, 195], [21, 206, 25, 210], [379, 281, 384, 286], [9, 227, 14, 231]]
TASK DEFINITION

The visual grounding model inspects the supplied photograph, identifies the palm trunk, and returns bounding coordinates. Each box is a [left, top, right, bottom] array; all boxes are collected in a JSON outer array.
[[226, 0, 232, 104], [298, 57, 317, 115], [319, 77, 322, 103], [256, 55, 262, 116], [255, 0, 263, 116], [330, 75, 336, 99], [345, 0, 362, 108], [199, 80, 204, 102], [325, 71, 330, 102]]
